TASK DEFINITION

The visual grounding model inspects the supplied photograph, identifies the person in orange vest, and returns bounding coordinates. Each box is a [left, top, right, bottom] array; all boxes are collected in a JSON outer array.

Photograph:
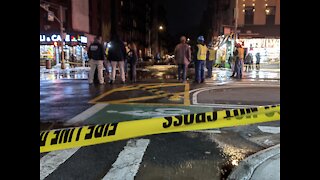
[[193, 35, 207, 83], [230, 43, 245, 79]]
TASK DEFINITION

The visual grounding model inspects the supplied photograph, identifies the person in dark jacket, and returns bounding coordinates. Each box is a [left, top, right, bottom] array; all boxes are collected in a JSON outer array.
[[88, 36, 105, 84], [128, 41, 138, 83], [107, 34, 127, 84], [174, 36, 191, 83]]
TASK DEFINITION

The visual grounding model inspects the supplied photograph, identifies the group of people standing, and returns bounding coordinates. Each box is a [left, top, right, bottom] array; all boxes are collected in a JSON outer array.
[[87, 34, 262, 85], [87, 35, 138, 85], [174, 34, 262, 82], [173, 35, 217, 84], [243, 51, 261, 72], [230, 43, 261, 79]]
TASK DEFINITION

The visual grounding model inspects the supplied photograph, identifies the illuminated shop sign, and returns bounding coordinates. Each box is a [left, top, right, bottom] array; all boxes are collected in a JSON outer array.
[[238, 38, 280, 49], [40, 34, 87, 43]]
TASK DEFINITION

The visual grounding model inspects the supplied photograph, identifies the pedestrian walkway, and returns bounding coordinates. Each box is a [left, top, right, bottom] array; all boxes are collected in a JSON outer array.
[[227, 144, 280, 180]]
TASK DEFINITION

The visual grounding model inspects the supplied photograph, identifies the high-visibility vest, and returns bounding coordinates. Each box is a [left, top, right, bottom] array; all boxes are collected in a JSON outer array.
[[197, 44, 207, 60], [105, 47, 109, 56], [208, 49, 216, 61], [237, 47, 244, 60]]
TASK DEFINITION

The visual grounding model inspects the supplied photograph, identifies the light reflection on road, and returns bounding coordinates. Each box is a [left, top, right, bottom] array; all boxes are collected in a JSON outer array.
[[40, 65, 279, 81]]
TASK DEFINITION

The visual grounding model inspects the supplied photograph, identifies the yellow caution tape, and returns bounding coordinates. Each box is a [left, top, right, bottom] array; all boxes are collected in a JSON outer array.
[[40, 104, 280, 153]]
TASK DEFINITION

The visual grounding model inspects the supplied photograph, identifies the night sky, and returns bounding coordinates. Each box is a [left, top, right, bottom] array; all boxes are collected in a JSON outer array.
[[161, 0, 208, 38]]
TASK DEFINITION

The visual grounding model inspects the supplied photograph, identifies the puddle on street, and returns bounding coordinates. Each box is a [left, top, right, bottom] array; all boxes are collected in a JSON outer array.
[[135, 132, 259, 180]]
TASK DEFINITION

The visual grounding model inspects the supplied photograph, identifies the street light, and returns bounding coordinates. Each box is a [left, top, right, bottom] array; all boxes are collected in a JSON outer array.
[[158, 25, 164, 58]]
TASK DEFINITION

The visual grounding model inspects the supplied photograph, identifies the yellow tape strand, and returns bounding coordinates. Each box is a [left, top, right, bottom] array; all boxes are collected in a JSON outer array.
[[40, 105, 280, 153]]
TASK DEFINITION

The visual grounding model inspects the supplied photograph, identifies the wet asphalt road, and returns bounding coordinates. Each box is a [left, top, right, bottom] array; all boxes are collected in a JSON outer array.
[[40, 65, 280, 180], [44, 132, 264, 180], [40, 66, 279, 125]]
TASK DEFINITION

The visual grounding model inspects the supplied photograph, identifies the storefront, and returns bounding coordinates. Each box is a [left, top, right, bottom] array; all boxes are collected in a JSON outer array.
[[237, 38, 280, 64], [215, 34, 234, 68], [40, 33, 88, 67]]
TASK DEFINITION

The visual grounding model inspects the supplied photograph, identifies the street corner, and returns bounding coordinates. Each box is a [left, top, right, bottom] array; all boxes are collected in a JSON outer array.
[[227, 144, 280, 180]]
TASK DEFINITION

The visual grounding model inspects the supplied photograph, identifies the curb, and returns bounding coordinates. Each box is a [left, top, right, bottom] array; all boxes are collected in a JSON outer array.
[[227, 144, 280, 180]]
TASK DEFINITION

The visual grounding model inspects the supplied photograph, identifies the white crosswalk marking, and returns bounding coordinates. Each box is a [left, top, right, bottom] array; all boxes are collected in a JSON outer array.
[[102, 139, 150, 180], [191, 129, 221, 133], [64, 104, 109, 126], [258, 126, 280, 134], [40, 148, 80, 180], [40, 104, 109, 179]]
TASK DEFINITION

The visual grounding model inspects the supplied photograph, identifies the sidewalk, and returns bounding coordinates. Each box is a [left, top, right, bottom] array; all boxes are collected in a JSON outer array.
[[227, 144, 280, 180]]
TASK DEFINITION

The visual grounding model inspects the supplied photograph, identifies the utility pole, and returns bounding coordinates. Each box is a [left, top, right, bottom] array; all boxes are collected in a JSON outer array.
[[40, 3, 66, 69], [59, 5, 65, 69], [234, 0, 239, 44]]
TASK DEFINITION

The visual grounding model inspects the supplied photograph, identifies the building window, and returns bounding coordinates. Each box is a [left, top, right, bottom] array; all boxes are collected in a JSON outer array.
[[244, 6, 254, 25], [265, 6, 276, 25]]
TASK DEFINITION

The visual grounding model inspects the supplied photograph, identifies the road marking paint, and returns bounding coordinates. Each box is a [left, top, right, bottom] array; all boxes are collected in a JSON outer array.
[[191, 85, 279, 106], [154, 90, 166, 95], [192, 129, 221, 133], [190, 104, 259, 108], [96, 102, 191, 106], [192, 88, 205, 105], [192, 87, 230, 105], [41, 104, 109, 178], [106, 93, 173, 103], [226, 84, 280, 87], [169, 95, 181, 101], [105, 108, 190, 118], [258, 126, 280, 134], [40, 148, 80, 180], [189, 86, 238, 94], [102, 139, 150, 180], [89, 89, 118, 103], [89, 83, 189, 106], [203, 81, 279, 87], [184, 83, 190, 105], [64, 104, 109, 126]]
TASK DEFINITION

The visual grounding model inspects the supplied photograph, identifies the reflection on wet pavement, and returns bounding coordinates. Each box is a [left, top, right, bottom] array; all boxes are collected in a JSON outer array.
[[40, 80, 105, 123], [135, 131, 262, 180], [206, 132, 263, 180], [40, 65, 280, 82], [136, 132, 228, 180]]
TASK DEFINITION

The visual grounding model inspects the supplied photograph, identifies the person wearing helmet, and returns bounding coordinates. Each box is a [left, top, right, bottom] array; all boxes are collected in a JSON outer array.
[[206, 42, 216, 78], [193, 35, 207, 83]]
